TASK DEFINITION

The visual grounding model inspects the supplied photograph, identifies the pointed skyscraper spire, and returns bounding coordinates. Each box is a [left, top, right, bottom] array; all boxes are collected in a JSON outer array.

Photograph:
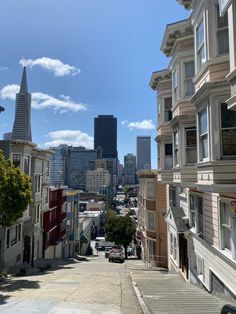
[[12, 67, 32, 142], [20, 66, 28, 93]]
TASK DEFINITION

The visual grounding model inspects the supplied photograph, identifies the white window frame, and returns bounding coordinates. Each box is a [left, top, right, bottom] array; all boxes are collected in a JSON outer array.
[[198, 107, 209, 161], [189, 193, 204, 238], [219, 198, 236, 260], [196, 18, 206, 71], [195, 253, 204, 282]]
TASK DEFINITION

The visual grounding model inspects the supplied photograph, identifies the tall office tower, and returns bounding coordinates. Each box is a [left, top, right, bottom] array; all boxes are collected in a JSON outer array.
[[50, 145, 68, 186], [3, 132, 12, 140], [136, 136, 151, 172], [94, 115, 117, 159], [67, 146, 98, 190], [12, 67, 32, 141], [123, 153, 136, 185]]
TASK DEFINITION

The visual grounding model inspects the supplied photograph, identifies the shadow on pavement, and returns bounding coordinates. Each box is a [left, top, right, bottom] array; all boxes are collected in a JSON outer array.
[[0, 278, 40, 292], [0, 294, 11, 305]]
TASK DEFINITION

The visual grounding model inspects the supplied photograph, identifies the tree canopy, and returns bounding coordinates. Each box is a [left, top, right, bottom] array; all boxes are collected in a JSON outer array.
[[105, 215, 136, 259], [0, 150, 32, 226]]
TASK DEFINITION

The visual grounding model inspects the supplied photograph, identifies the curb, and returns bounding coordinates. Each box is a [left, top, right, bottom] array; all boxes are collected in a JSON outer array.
[[129, 272, 151, 314]]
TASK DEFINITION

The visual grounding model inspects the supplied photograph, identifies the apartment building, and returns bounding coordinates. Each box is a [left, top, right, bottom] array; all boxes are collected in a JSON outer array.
[[150, 0, 236, 299], [86, 168, 110, 193], [138, 170, 167, 268]]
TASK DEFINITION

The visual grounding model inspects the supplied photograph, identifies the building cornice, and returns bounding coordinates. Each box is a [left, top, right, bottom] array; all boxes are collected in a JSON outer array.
[[161, 19, 193, 57], [149, 69, 171, 90]]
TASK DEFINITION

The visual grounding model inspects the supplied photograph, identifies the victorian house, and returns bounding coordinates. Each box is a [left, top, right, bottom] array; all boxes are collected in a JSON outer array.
[[150, 0, 236, 300]]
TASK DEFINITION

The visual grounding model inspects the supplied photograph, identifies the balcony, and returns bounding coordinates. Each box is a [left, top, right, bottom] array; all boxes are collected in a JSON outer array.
[[196, 160, 236, 192], [173, 166, 197, 187]]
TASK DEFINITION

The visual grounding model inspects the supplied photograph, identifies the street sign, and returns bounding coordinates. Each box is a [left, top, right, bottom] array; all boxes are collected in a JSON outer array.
[[219, 0, 231, 16]]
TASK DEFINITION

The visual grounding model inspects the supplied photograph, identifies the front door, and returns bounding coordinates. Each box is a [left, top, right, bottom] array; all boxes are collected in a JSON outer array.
[[23, 236, 31, 263], [179, 233, 188, 279]]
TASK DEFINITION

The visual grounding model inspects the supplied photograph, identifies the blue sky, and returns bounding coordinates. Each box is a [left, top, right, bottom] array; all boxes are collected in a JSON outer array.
[[0, 0, 188, 167]]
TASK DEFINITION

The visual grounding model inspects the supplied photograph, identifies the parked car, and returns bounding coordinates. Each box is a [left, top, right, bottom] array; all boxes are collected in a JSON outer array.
[[105, 247, 113, 258], [108, 247, 125, 263]]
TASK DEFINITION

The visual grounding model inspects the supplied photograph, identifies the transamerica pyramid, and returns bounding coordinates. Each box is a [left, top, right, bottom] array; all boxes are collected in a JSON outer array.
[[12, 66, 32, 141]]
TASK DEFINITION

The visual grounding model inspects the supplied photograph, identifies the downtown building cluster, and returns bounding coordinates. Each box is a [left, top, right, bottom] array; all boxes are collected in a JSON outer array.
[[138, 0, 236, 301], [0, 68, 107, 267]]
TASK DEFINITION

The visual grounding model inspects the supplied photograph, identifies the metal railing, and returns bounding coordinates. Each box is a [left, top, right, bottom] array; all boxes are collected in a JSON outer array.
[[221, 305, 236, 314]]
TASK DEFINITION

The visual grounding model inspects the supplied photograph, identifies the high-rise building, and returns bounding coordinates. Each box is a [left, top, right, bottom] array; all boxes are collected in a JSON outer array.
[[12, 67, 32, 141], [67, 146, 98, 190], [3, 132, 12, 140], [136, 136, 151, 172], [123, 153, 136, 185], [50, 145, 68, 186], [94, 115, 117, 159]]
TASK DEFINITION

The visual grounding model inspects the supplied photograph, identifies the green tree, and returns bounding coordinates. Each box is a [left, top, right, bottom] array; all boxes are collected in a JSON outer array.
[[0, 151, 32, 226], [105, 215, 136, 259]]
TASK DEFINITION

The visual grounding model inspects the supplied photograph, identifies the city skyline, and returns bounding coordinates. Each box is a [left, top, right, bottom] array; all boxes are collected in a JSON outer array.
[[0, 0, 188, 167]]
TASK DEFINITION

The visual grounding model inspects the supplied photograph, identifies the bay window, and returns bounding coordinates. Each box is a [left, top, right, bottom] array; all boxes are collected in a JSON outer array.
[[216, 5, 229, 55], [185, 128, 197, 164], [221, 103, 236, 156], [199, 109, 208, 160], [196, 19, 206, 70], [184, 61, 195, 96]]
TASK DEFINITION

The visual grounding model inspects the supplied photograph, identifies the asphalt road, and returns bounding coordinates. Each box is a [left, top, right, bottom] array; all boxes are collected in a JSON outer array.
[[0, 251, 142, 314]]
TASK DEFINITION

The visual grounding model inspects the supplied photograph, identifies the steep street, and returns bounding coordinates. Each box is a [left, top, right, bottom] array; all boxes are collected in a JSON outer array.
[[0, 253, 142, 314]]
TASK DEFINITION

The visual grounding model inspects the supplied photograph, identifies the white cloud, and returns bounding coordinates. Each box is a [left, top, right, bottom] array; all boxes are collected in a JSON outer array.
[[0, 84, 87, 113], [44, 130, 94, 149], [121, 120, 128, 126], [19, 57, 80, 77], [0, 66, 8, 72], [127, 120, 155, 130]]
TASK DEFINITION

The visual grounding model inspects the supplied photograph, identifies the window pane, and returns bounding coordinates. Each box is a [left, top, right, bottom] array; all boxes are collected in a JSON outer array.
[[187, 148, 197, 164], [199, 110, 207, 135], [201, 135, 208, 158], [174, 132, 178, 148], [197, 20, 204, 48], [165, 144, 172, 156], [165, 156, 173, 169], [185, 61, 194, 78], [218, 29, 229, 54], [186, 129, 196, 147], [222, 129, 236, 155], [221, 103, 236, 128], [185, 80, 194, 96], [164, 97, 172, 109]]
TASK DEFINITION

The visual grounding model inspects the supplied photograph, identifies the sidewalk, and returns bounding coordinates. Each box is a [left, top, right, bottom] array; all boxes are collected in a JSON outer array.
[[126, 259, 232, 314]]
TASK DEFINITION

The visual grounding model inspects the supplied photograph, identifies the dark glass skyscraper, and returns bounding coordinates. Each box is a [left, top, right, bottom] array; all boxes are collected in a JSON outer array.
[[94, 115, 117, 158]]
